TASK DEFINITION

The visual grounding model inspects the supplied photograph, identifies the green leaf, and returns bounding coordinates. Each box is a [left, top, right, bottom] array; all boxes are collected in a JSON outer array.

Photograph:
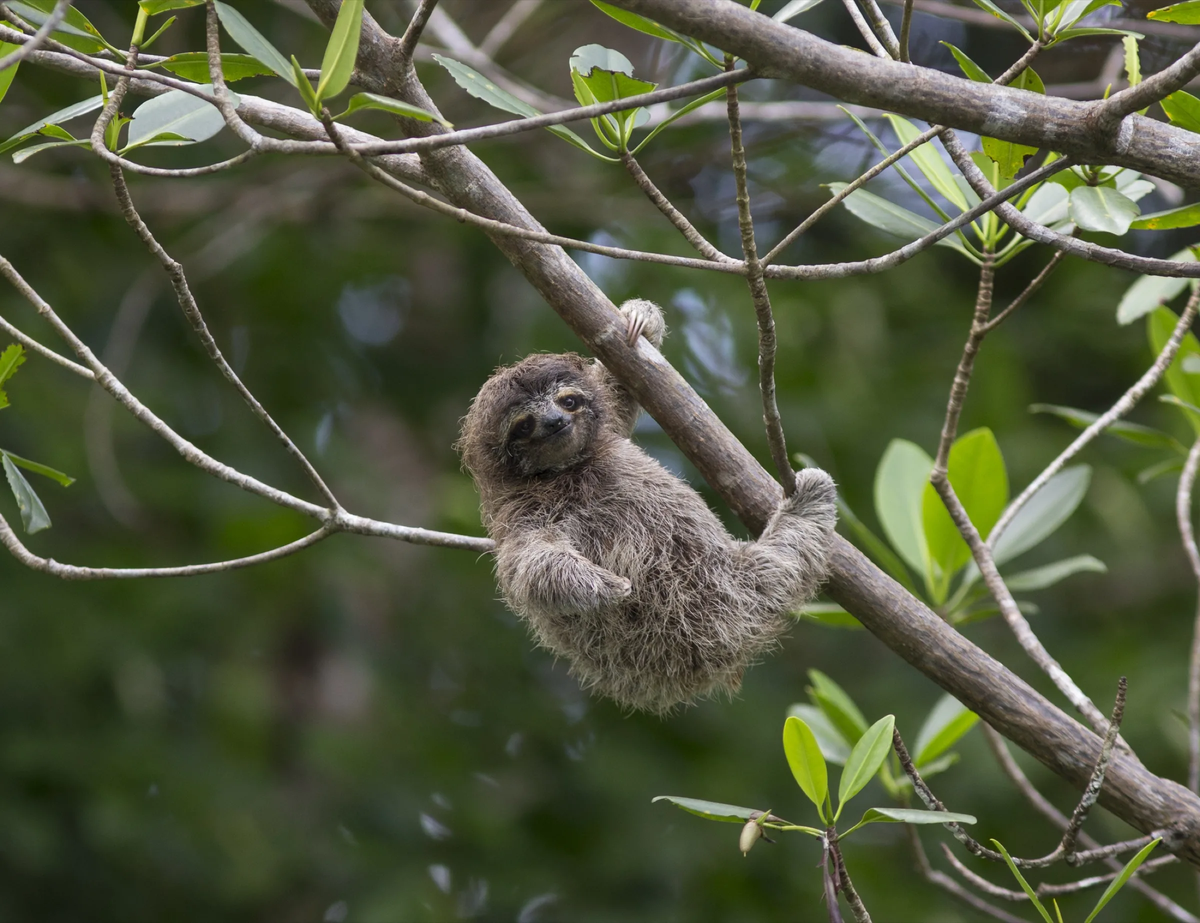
[[1056, 0, 1121, 29], [11, 139, 88, 163], [291, 55, 319, 114], [967, 0, 1033, 35], [0, 451, 73, 486], [1055, 25, 1139, 39], [590, 1, 688, 42], [1123, 34, 1141, 87], [827, 184, 971, 256], [2, 452, 51, 533], [850, 806, 977, 832], [1084, 838, 1160, 923], [992, 465, 1092, 566], [214, 1, 296, 86], [334, 91, 450, 127], [914, 694, 979, 766], [1132, 202, 1200, 231], [1150, 305, 1200, 433], [0, 343, 25, 402], [651, 796, 768, 823], [6, 0, 115, 54], [922, 428, 1009, 590], [0, 42, 20, 108], [1117, 247, 1197, 323], [1004, 554, 1107, 591], [315, 0, 363, 104], [796, 603, 864, 629], [783, 715, 829, 817], [941, 42, 991, 83], [1163, 90, 1200, 133], [786, 704, 852, 765], [432, 54, 611, 160], [808, 670, 869, 745], [978, 69, 1042, 186], [148, 52, 274, 83], [1149, 0, 1200, 21], [1030, 403, 1185, 450], [125, 87, 233, 150], [993, 840, 1054, 923], [1069, 186, 1140, 235], [874, 439, 933, 575], [0, 94, 103, 155], [774, 0, 829, 19], [1021, 182, 1071, 230], [884, 114, 967, 210], [569, 44, 656, 147], [139, 0, 203, 12], [1138, 457, 1183, 483], [837, 714, 895, 816]]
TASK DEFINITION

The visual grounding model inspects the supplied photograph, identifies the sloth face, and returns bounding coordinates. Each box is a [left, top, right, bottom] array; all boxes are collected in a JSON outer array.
[[503, 382, 598, 476]]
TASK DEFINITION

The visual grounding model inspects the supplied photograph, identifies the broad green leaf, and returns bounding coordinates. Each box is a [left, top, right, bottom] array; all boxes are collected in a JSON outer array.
[[914, 694, 978, 766], [1056, 0, 1121, 28], [968, 0, 1033, 35], [291, 55, 319, 113], [0, 94, 103, 155], [783, 715, 829, 816], [837, 714, 895, 815], [11, 139, 88, 163], [1, 451, 73, 486], [0, 42, 19, 107], [316, 0, 363, 104], [2, 452, 51, 533], [922, 428, 1008, 588], [796, 603, 864, 629], [1132, 203, 1200, 231], [1030, 403, 1184, 450], [992, 465, 1092, 565], [774, 0, 829, 19], [125, 87, 233, 150], [1004, 554, 1106, 591], [214, 1, 296, 86], [1084, 838, 1160, 923], [827, 184, 971, 256], [651, 796, 768, 823], [1021, 182, 1071, 229], [786, 703, 852, 764], [571, 44, 637, 78], [139, 0, 203, 12], [993, 840, 1054, 923], [1117, 247, 1196, 324], [1069, 186, 1140, 235], [808, 670, 869, 745], [149, 52, 274, 83], [1150, 305, 1200, 433], [851, 806, 977, 831], [874, 438, 933, 575], [432, 54, 610, 160], [0, 343, 24, 399], [941, 42, 991, 83], [1149, 0, 1200, 21], [1163, 90, 1200, 133], [885, 114, 966, 210], [6, 0, 114, 54], [569, 45, 656, 144], [334, 92, 450, 127]]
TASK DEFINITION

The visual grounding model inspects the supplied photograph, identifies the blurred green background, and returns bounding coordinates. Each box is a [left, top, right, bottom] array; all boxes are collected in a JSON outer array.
[[2, 1, 1199, 920]]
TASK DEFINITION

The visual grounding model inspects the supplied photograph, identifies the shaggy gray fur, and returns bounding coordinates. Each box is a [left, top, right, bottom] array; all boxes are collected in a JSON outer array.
[[458, 299, 837, 714]]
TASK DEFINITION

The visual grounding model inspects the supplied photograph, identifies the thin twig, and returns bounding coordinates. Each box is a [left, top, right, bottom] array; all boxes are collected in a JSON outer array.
[[905, 826, 1026, 923], [1180, 436, 1200, 793], [858, 0, 902, 58], [840, 0, 891, 57], [1061, 678, 1127, 857], [620, 151, 734, 263], [990, 285, 1200, 549], [898, 0, 914, 63], [981, 250, 1066, 334], [827, 827, 872, 923], [107, 163, 342, 510], [479, 0, 542, 58], [0, 0, 70, 71], [1094, 39, 1200, 133], [398, 0, 439, 62], [0, 311, 93, 378], [726, 58, 795, 495]]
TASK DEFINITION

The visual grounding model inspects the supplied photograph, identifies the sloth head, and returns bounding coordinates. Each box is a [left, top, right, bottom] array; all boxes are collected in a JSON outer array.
[[459, 353, 604, 484]]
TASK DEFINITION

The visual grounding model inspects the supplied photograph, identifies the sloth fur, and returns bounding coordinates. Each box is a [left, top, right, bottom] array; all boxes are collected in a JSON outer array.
[[457, 299, 837, 714]]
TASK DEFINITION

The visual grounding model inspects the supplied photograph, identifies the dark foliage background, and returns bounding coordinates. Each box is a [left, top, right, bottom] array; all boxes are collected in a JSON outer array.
[[0, 1, 1197, 920]]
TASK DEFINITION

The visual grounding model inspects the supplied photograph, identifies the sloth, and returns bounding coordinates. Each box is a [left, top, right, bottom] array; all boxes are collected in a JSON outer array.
[[457, 299, 837, 714]]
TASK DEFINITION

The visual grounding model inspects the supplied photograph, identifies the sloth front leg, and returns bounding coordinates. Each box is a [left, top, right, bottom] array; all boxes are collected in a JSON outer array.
[[740, 467, 838, 615], [496, 530, 632, 616]]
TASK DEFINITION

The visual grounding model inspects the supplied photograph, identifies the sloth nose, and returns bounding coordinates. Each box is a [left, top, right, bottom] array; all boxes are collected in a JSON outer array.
[[543, 411, 570, 434]]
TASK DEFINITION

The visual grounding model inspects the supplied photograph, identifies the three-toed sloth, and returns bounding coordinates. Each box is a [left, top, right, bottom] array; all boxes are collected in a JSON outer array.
[[458, 299, 837, 714]]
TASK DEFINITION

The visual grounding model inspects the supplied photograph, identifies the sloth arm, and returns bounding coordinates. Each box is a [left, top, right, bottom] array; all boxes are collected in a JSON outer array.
[[594, 299, 667, 439], [496, 528, 632, 615]]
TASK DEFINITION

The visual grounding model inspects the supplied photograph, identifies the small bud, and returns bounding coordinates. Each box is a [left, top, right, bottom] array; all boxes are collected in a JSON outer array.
[[739, 818, 763, 855]]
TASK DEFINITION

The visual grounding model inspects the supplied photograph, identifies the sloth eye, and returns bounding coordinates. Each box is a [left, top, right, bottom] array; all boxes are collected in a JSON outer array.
[[511, 417, 535, 439], [558, 394, 582, 411]]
